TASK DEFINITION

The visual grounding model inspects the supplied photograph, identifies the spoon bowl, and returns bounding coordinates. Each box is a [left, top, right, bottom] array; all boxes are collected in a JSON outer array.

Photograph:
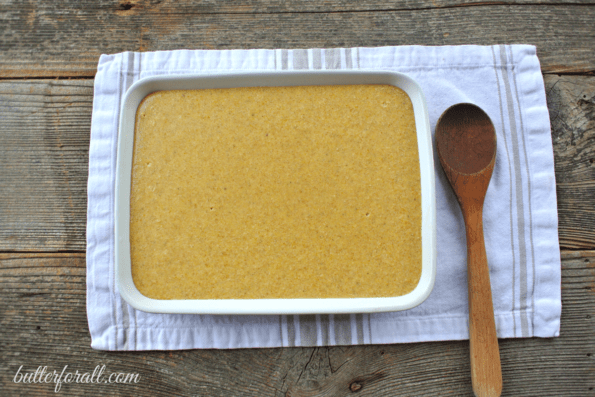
[[435, 103, 502, 397]]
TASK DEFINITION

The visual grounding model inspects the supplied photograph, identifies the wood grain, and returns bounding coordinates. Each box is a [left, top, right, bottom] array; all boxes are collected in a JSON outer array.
[[0, 80, 92, 251], [545, 75, 595, 249], [1, 1, 595, 77], [1, 77, 593, 251], [0, 251, 592, 396]]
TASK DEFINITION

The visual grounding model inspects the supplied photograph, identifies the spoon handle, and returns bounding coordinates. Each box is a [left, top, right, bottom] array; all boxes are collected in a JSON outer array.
[[464, 205, 502, 397]]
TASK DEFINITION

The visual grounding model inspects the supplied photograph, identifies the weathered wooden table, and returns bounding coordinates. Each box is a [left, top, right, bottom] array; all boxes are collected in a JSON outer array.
[[1, 1, 594, 395]]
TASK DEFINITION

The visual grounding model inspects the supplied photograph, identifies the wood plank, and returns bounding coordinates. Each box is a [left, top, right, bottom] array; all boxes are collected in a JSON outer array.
[[545, 75, 595, 249], [1, 2, 594, 77], [1, 77, 594, 251], [0, 251, 592, 396], [0, 80, 92, 251], [19, 0, 595, 14]]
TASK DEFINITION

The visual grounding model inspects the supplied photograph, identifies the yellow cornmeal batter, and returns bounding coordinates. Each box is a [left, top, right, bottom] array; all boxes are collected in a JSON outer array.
[[130, 85, 421, 300]]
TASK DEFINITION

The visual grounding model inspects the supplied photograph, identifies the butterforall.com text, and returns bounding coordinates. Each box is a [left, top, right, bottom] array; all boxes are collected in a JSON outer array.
[[13, 364, 141, 392]]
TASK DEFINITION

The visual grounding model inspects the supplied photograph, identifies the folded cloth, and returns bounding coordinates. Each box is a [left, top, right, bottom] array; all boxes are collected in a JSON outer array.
[[87, 45, 561, 350]]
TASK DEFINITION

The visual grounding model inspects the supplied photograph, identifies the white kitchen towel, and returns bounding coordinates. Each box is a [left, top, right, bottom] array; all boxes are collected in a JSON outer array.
[[87, 45, 561, 350]]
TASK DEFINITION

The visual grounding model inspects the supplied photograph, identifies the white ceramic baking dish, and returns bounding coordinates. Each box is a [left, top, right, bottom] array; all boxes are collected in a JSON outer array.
[[115, 70, 436, 315]]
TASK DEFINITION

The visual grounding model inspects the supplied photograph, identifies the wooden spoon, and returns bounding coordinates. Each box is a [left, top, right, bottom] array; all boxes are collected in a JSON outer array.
[[435, 103, 502, 397]]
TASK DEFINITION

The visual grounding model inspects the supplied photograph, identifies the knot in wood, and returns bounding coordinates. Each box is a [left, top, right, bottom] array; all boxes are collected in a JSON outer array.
[[349, 381, 362, 392]]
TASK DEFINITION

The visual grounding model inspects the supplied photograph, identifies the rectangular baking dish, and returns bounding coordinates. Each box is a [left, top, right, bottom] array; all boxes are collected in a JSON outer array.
[[115, 70, 436, 315]]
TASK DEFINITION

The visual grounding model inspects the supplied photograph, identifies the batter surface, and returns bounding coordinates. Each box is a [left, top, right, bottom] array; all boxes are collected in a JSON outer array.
[[130, 84, 421, 300]]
